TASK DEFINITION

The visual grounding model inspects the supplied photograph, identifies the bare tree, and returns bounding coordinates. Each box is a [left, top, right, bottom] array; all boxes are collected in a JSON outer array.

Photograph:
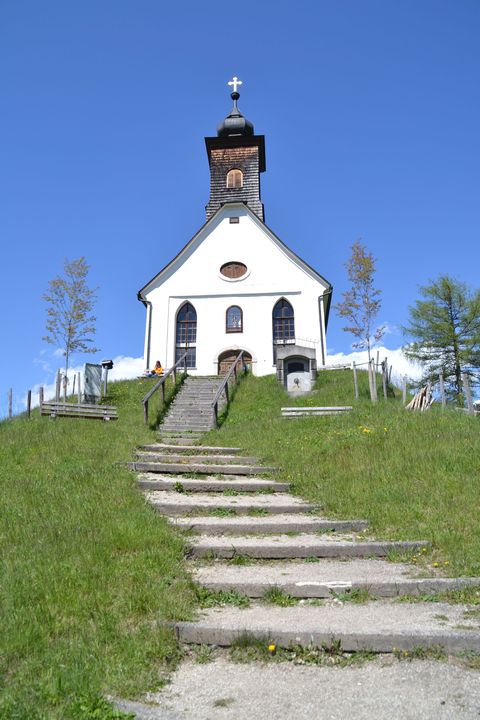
[[335, 240, 385, 361], [43, 257, 99, 388]]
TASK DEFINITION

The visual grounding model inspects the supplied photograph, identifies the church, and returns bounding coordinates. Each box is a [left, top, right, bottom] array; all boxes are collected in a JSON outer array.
[[138, 79, 332, 379]]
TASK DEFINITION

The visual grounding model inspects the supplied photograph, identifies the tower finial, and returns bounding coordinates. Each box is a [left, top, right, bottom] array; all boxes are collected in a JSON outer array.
[[228, 76, 243, 94]]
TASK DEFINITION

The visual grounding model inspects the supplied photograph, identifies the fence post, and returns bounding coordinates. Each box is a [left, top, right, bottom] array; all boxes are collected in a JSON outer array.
[[352, 361, 359, 400], [39, 386, 44, 408], [402, 376, 407, 405], [369, 359, 377, 403], [8, 388, 12, 418], [144, 400, 149, 425], [462, 373, 475, 416], [376, 350, 380, 374], [161, 381, 166, 407], [77, 372, 81, 407], [382, 359, 388, 400], [55, 371, 61, 402], [27, 390, 32, 419], [439, 373, 446, 409]]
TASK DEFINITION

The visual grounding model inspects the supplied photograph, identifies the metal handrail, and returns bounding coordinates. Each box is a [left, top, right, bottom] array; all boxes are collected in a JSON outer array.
[[211, 351, 246, 426], [142, 351, 188, 424]]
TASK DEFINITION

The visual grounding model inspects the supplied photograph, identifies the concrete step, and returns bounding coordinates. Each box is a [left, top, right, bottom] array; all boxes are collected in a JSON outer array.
[[170, 400, 214, 409], [162, 419, 213, 425], [160, 428, 214, 434], [130, 461, 276, 475], [138, 475, 289, 493], [158, 436, 202, 443], [173, 602, 480, 653], [135, 452, 259, 465], [167, 415, 213, 419], [160, 430, 205, 435], [162, 424, 214, 430], [193, 558, 480, 598], [139, 444, 242, 454], [158, 436, 203, 445], [188, 534, 429, 559], [145, 491, 313, 516], [159, 432, 204, 437], [172, 514, 368, 535]]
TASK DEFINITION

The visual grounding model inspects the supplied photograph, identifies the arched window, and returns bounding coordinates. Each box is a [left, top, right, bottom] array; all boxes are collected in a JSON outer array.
[[272, 299, 295, 361], [226, 169, 243, 189], [175, 302, 197, 368], [226, 305, 243, 333]]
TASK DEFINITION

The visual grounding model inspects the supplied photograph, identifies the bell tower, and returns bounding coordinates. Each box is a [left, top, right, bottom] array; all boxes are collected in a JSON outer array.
[[205, 77, 266, 221]]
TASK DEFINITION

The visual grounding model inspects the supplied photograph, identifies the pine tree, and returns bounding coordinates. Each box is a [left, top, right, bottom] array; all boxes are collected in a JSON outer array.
[[335, 240, 385, 361], [402, 275, 480, 401], [43, 257, 99, 381]]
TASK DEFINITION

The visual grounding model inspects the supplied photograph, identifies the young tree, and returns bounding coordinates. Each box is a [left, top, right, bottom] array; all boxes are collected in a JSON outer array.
[[335, 240, 385, 361], [43, 257, 99, 382], [402, 275, 480, 401]]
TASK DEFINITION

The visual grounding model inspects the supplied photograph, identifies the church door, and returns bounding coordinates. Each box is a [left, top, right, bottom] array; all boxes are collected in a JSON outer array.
[[217, 350, 252, 376]]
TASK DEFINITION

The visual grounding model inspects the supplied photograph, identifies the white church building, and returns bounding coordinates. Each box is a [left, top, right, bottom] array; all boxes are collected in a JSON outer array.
[[138, 79, 332, 378]]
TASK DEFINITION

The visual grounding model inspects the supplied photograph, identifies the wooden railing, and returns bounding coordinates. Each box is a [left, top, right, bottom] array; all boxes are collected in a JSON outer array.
[[142, 351, 188, 424], [211, 351, 247, 427]]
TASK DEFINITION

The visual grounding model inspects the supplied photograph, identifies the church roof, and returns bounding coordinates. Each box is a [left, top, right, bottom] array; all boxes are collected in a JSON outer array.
[[137, 203, 333, 324]]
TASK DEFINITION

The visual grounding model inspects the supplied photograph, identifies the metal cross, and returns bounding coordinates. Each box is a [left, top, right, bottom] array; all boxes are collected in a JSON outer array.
[[228, 76, 242, 93]]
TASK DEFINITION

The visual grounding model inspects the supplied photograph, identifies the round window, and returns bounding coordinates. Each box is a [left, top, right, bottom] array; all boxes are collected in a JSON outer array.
[[220, 262, 247, 279]]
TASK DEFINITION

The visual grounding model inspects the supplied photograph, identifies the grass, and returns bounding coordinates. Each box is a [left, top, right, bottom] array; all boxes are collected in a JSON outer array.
[[394, 587, 480, 604], [228, 635, 376, 666], [332, 588, 373, 604], [195, 586, 250, 609], [203, 370, 480, 576], [3, 368, 480, 715], [0, 378, 196, 719], [262, 587, 298, 607]]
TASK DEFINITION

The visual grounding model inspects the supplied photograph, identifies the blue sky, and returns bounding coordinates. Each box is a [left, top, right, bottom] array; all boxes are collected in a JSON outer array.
[[1, 1, 479, 414]]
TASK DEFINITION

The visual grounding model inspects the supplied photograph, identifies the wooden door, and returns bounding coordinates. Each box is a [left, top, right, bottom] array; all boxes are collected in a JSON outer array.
[[218, 350, 252, 376]]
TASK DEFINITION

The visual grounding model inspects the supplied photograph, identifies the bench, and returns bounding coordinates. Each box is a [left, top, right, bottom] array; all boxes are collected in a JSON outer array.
[[281, 406, 352, 418], [40, 401, 118, 421]]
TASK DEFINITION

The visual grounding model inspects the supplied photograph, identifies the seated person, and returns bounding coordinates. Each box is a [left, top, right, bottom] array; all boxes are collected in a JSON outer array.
[[150, 360, 164, 377]]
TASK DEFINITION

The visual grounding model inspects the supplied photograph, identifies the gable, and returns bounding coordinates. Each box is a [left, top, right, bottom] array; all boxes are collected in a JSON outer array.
[[138, 203, 333, 320]]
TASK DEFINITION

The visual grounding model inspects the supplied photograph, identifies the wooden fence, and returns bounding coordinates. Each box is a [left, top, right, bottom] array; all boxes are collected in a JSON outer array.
[[322, 360, 478, 415]]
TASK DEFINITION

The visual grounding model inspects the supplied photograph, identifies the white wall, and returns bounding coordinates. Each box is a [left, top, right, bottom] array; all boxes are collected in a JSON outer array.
[[142, 205, 329, 376]]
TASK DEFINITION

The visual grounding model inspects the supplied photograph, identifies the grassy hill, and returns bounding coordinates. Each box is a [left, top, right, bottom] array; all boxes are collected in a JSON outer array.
[[207, 369, 480, 576], [0, 379, 197, 719], [1, 369, 479, 717]]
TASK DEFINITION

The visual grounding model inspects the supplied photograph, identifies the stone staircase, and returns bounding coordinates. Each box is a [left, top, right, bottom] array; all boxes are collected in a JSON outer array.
[[159, 376, 224, 438], [133, 429, 480, 655]]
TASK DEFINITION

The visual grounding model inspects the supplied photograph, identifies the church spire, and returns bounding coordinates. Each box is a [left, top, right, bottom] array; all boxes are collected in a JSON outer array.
[[205, 78, 266, 221]]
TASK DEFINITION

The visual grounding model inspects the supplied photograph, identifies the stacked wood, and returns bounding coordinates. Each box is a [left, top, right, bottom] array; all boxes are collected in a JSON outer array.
[[405, 383, 433, 412]]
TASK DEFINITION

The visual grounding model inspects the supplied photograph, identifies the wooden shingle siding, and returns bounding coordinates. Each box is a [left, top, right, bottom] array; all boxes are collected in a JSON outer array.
[[206, 146, 264, 221]]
